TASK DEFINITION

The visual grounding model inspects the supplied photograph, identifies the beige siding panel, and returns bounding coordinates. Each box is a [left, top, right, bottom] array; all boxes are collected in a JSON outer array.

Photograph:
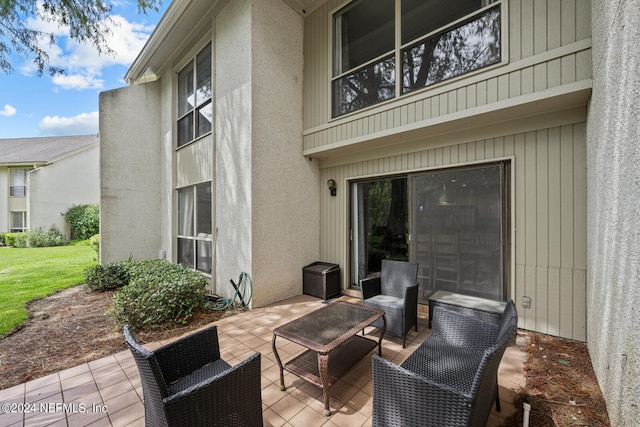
[[573, 123, 587, 269], [175, 135, 213, 188], [303, 0, 591, 137], [547, 0, 562, 50], [509, 0, 522, 62], [536, 130, 549, 267], [547, 267, 561, 336], [548, 128, 562, 267], [561, 0, 577, 45], [319, 120, 587, 339], [520, 0, 534, 58], [533, 0, 547, 55]]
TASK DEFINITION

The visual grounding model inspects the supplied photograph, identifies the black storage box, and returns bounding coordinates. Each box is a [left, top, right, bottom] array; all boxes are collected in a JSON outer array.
[[302, 262, 341, 300]]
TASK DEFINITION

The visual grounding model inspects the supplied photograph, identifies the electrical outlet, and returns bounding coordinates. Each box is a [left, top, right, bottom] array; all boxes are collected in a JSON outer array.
[[522, 296, 532, 309]]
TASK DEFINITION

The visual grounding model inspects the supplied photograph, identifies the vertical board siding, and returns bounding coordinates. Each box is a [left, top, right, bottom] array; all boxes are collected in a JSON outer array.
[[320, 123, 586, 340], [303, 0, 592, 152]]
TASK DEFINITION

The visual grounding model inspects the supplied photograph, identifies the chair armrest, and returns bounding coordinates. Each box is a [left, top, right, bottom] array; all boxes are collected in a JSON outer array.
[[432, 305, 498, 350], [372, 354, 472, 426], [403, 283, 419, 309], [154, 325, 222, 384], [163, 352, 262, 426], [360, 276, 382, 300]]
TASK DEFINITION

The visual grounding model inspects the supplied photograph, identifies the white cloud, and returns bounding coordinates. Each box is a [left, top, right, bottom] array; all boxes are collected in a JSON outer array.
[[52, 73, 104, 90], [0, 104, 17, 117], [39, 111, 99, 135], [24, 11, 156, 90]]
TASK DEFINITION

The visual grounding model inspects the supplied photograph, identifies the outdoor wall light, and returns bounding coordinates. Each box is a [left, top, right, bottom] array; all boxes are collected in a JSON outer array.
[[327, 179, 337, 196]]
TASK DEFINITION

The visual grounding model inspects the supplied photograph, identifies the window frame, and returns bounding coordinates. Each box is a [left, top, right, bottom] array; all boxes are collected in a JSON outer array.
[[10, 211, 26, 232], [10, 168, 29, 197], [176, 42, 213, 149], [177, 182, 213, 274], [330, 0, 505, 119]]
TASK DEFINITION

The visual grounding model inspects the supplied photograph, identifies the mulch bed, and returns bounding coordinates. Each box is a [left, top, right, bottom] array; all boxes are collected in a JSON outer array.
[[502, 331, 611, 426], [0, 285, 234, 390]]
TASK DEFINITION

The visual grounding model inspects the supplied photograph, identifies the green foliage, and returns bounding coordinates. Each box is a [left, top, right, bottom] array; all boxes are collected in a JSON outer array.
[[111, 260, 207, 329], [84, 261, 131, 291], [17, 226, 68, 248], [89, 234, 100, 257], [13, 233, 28, 248], [0, 233, 5, 245], [64, 204, 99, 241], [3, 233, 22, 247], [0, 0, 163, 75]]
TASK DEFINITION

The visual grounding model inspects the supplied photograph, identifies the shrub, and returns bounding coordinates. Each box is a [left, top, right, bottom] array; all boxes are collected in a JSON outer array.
[[89, 234, 100, 258], [111, 259, 207, 329], [4, 233, 21, 247], [64, 204, 99, 241], [0, 233, 5, 246], [13, 233, 28, 248], [84, 261, 131, 291], [25, 226, 68, 247]]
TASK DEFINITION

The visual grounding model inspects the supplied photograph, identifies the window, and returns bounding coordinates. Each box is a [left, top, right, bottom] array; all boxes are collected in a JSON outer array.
[[10, 168, 28, 196], [332, 0, 501, 117], [177, 183, 213, 273], [11, 211, 26, 232], [177, 43, 212, 148]]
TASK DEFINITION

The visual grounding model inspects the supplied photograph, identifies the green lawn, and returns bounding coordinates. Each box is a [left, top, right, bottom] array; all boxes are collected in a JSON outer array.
[[0, 243, 97, 337]]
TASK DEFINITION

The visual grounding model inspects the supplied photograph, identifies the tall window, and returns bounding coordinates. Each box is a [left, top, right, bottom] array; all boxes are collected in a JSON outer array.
[[177, 183, 213, 273], [332, 0, 501, 117], [10, 169, 28, 196], [177, 43, 212, 148], [11, 211, 26, 232]]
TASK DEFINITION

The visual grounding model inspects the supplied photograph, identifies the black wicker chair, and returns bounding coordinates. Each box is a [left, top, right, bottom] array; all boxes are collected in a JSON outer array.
[[124, 324, 263, 427], [361, 259, 419, 347], [372, 299, 517, 427]]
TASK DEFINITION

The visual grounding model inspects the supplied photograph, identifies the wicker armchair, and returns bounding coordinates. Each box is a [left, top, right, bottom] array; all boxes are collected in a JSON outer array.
[[124, 324, 263, 427], [361, 259, 419, 347], [372, 299, 517, 427]]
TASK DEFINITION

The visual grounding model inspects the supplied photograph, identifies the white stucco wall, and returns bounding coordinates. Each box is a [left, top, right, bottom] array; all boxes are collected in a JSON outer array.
[[0, 168, 8, 232], [250, 0, 320, 306], [99, 82, 163, 263], [587, 1, 640, 425], [213, 0, 319, 306], [28, 143, 100, 238], [215, 0, 254, 300]]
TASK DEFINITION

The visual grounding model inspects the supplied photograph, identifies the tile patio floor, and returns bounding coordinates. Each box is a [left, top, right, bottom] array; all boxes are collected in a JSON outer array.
[[0, 294, 526, 427]]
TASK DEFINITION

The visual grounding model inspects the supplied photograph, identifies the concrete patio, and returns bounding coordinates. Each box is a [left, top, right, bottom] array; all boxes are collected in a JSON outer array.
[[0, 294, 526, 426]]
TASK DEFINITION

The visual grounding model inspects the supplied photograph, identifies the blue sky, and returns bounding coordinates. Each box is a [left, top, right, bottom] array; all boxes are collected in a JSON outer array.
[[0, 1, 170, 138]]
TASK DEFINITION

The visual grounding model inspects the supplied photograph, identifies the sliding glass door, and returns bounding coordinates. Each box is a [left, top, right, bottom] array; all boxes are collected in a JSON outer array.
[[350, 178, 408, 286], [410, 164, 506, 302], [350, 163, 508, 302]]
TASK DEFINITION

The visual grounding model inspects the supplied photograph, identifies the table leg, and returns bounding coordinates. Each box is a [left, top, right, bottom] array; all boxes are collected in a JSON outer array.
[[272, 334, 286, 391], [377, 315, 386, 356], [318, 353, 331, 416]]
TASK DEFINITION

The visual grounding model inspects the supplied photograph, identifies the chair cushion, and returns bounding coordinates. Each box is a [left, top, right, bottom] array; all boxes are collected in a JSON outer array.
[[365, 294, 404, 310], [400, 337, 485, 396], [167, 358, 232, 395]]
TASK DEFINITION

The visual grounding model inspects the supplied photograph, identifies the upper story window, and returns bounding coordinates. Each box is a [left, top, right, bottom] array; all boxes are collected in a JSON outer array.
[[10, 168, 29, 196], [332, 0, 501, 118], [177, 43, 212, 148]]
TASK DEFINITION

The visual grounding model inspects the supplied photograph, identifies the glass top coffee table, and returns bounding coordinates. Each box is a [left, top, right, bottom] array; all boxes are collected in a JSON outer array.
[[272, 301, 386, 416]]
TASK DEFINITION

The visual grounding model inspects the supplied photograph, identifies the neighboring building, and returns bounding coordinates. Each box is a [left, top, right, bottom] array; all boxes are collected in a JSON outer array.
[[98, 0, 640, 424], [0, 135, 100, 238]]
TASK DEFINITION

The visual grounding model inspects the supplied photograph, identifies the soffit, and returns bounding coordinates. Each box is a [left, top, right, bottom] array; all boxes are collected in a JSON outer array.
[[126, 0, 221, 84], [127, 0, 327, 84], [281, 0, 327, 16]]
